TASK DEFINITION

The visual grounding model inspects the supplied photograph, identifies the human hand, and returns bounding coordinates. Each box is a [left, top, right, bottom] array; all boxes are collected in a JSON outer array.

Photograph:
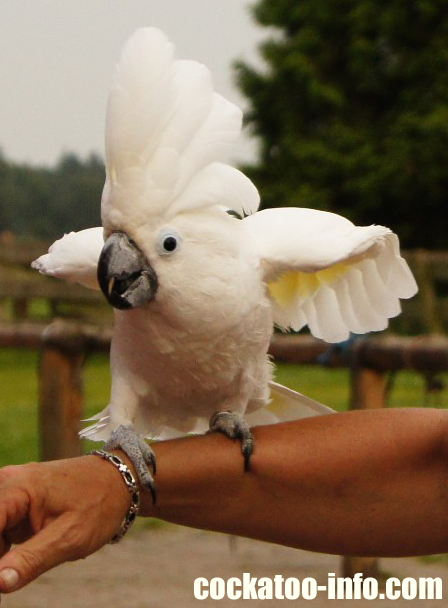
[[0, 454, 132, 599]]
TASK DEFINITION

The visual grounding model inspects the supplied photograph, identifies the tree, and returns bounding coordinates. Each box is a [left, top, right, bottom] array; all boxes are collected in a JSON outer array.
[[48, 153, 103, 236], [0, 152, 104, 239], [235, 0, 448, 248]]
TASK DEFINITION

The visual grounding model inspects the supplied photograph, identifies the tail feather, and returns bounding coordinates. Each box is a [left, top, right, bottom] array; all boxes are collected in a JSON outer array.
[[79, 382, 334, 443], [79, 409, 111, 441], [246, 381, 334, 427]]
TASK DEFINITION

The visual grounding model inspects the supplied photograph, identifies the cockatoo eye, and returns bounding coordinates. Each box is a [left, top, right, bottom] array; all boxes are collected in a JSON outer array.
[[157, 229, 181, 256]]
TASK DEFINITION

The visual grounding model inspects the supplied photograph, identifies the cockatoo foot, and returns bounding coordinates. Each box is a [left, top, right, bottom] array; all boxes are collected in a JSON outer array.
[[209, 411, 254, 471], [103, 425, 157, 503]]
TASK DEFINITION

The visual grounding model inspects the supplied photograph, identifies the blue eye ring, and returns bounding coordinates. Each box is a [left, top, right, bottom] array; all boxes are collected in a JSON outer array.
[[157, 229, 181, 256]]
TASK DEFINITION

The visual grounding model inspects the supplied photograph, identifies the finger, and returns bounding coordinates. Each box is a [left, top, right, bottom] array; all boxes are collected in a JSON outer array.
[[0, 484, 30, 536], [0, 515, 83, 593], [3, 520, 35, 546], [0, 537, 10, 560]]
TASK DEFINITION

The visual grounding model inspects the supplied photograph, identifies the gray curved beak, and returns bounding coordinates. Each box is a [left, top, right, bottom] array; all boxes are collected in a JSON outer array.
[[97, 232, 158, 310]]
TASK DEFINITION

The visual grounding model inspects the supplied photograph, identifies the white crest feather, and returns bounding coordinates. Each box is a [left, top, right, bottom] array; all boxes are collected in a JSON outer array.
[[102, 27, 259, 231]]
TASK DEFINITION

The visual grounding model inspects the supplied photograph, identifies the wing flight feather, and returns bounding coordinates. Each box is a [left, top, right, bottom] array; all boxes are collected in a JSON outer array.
[[245, 207, 417, 343], [31, 227, 104, 290]]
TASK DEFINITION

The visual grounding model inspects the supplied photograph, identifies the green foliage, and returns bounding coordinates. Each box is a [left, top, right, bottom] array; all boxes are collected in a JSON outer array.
[[236, 0, 448, 248], [0, 150, 104, 239]]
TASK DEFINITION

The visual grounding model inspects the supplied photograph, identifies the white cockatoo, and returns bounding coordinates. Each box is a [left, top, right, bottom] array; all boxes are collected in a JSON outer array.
[[33, 28, 417, 498]]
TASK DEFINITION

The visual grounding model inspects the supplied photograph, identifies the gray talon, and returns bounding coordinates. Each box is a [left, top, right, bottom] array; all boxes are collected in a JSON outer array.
[[104, 424, 157, 503], [209, 411, 254, 471]]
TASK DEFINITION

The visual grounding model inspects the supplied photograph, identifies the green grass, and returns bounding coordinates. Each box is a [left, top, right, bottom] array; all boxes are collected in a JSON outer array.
[[0, 348, 447, 466], [2, 347, 446, 558], [274, 364, 350, 411], [275, 364, 448, 411], [0, 349, 40, 465], [0, 349, 111, 465]]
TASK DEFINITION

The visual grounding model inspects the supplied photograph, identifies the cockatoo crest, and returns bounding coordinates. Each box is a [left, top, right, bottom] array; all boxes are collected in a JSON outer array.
[[102, 28, 259, 234]]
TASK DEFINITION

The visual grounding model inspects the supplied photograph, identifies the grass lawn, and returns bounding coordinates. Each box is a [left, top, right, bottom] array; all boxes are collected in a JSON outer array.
[[274, 363, 448, 411], [0, 349, 111, 466], [0, 347, 447, 466]]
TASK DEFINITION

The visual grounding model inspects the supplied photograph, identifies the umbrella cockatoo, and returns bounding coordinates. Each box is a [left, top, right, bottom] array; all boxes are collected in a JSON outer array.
[[33, 28, 417, 500]]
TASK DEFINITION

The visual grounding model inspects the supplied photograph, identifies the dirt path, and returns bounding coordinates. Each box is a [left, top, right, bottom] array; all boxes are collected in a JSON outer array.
[[5, 525, 447, 607]]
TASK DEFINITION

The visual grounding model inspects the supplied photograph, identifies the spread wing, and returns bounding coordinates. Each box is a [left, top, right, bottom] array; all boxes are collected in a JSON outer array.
[[245, 208, 418, 343], [31, 227, 103, 290]]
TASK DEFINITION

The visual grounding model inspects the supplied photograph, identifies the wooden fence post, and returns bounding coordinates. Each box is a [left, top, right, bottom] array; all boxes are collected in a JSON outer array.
[[39, 344, 84, 461], [342, 345, 388, 579], [412, 251, 443, 334], [342, 556, 379, 580], [349, 366, 388, 411], [12, 297, 29, 320]]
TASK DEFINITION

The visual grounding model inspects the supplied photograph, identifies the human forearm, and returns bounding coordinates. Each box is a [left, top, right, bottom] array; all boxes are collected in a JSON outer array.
[[1, 407, 448, 595], [142, 408, 448, 556]]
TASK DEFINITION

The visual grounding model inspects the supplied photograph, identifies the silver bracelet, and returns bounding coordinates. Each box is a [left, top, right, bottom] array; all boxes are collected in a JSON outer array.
[[89, 450, 140, 544]]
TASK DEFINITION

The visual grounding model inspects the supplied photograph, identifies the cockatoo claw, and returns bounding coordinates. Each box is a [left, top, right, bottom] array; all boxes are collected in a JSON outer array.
[[209, 411, 254, 472], [103, 425, 157, 504]]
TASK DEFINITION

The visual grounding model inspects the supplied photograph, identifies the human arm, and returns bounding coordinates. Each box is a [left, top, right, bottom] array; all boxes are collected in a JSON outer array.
[[148, 407, 448, 556], [0, 407, 448, 594]]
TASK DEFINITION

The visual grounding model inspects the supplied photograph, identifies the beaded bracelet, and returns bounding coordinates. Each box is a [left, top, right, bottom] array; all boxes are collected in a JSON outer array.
[[90, 450, 140, 543]]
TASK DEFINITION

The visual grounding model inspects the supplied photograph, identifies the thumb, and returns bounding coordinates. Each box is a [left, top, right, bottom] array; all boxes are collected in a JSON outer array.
[[0, 515, 79, 593]]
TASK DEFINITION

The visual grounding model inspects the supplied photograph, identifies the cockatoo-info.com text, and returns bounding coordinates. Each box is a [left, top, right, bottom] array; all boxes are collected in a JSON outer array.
[[33, 28, 418, 500]]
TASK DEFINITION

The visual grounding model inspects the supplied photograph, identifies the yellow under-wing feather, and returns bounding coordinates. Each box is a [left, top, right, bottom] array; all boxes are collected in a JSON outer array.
[[245, 207, 418, 343], [268, 264, 349, 308]]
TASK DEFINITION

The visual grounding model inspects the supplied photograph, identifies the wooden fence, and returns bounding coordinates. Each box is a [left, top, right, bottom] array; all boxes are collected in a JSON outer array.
[[1, 319, 448, 578], [0, 236, 105, 319], [2, 237, 448, 331], [0, 320, 111, 460]]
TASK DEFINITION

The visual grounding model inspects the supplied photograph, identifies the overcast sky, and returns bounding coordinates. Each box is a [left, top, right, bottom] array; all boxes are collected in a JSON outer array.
[[0, 0, 266, 167]]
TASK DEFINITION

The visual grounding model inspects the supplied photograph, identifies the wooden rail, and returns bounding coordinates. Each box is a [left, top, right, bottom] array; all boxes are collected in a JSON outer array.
[[270, 332, 448, 372], [2, 322, 448, 461], [0, 237, 105, 319], [2, 240, 448, 330], [0, 271, 104, 303], [1, 321, 448, 577]]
